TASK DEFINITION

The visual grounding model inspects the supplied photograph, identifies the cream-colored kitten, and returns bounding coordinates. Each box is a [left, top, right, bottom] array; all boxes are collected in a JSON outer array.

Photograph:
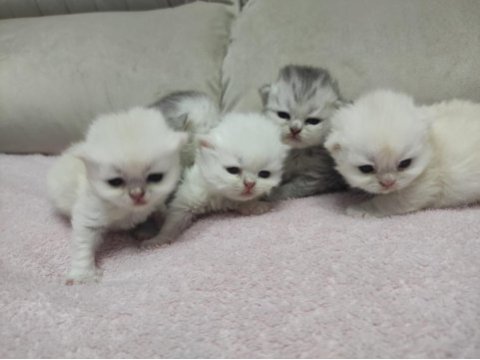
[[141, 112, 289, 248], [325, 89, 480, 217], [47, 107, 187, 283]]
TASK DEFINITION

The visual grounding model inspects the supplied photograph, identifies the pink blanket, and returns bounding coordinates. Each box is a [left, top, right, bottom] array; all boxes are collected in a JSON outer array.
[[1, 154, 479, 357]]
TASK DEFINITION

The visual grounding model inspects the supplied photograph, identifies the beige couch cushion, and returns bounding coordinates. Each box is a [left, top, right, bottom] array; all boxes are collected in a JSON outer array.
[[222, 0, 480, 112], [0, 2, 233, 153]]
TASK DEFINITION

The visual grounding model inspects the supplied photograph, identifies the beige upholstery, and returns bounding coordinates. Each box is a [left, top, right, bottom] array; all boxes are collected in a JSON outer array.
[[221, 0, 480, 112], [0, 2, 234, 153], [1, 0, 480, 153], [0, 0, 235, 19]]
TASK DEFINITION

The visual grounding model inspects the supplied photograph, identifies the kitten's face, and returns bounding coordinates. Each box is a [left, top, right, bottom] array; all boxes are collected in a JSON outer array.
[[325, 90, 432, 194], [260, 67, 343, 149], [84, 154, 182, 210], [197, 113, 288, 201], [80, 107, 187, 211]]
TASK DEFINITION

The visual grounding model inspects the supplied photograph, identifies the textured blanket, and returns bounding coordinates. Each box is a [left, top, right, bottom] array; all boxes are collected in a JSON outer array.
[[1, 154, 479, 358]]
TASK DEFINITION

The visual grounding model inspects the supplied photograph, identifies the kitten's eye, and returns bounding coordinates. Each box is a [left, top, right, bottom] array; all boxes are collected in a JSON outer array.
[[107, 177, 125, 187], [358, 165, 375, 174], [305, 117, 322, 125], [398, 158, 412, 170], [277, 111, 291, 120], [226, 166, 241, 175], [147, 173, 164, 183], [258, 170, 271, 178]]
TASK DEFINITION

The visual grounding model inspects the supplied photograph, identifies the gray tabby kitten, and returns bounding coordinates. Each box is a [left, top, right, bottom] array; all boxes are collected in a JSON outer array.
[[150, 90, 220, 167], [132, 90, 220, 240], [260, 65, 348, 200]]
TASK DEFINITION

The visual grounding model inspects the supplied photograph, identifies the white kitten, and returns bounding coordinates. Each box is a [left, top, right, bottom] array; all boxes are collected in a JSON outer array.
[[47, 107, 187, 283], [140, 112, 289, 248], [325, 89, 480, 217]]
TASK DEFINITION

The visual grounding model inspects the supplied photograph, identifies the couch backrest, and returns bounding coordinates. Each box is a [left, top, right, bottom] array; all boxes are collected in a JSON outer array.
[[0, 0, 234, 19]]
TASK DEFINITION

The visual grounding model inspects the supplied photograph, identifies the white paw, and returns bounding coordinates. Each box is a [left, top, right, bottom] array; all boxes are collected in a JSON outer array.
[[346, 204, 375, 218], [140, 236, 172, 250], [238, 201, 274, 216], [65, 267, 103, 285]]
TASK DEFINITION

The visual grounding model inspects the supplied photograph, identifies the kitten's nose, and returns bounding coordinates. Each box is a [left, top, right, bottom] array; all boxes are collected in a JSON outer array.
[[243, 181, 256, 191], [290, 127, 302, 136], [379, 179, 396, 188], [129, 187, 145, 201]]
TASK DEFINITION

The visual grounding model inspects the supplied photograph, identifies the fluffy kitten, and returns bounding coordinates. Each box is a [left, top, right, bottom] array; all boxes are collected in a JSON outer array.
[[47, 107, 187, 283], [150, 91, 220, 167], [260, 65, 347, 200], [140, 112, 289, 248], [325, 89, 480, 217], [130, 91, 221, 240]]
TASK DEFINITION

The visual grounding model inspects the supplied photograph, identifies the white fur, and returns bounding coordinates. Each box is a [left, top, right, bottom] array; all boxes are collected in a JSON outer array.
[[47, 107, 187, 283], [325, 89, 480, 217], [141, 112, 289, 248]]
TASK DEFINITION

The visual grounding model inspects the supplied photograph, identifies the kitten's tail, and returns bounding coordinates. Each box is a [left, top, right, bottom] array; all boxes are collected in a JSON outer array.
[[47, 143, 86, 217], [150, 91, 221, 166], [150, 90, 220, 133]]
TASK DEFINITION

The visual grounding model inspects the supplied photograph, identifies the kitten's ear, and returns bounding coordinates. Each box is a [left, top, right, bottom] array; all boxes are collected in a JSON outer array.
[[333, 99, 348, 109], [197, 135, 216, 150], [324, 132, 343, 154], [72, 144, 102, 175], [259, 84, 271, 106]]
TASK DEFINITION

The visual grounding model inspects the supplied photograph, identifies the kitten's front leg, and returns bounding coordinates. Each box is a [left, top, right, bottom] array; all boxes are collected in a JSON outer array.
[[236, 200, 274, 216], [130, 211, 165, 241], [66, 224, 104, 285], [346, 200, 382, 218], [140, 209, 194, 249], [346, 184, 432, 218]]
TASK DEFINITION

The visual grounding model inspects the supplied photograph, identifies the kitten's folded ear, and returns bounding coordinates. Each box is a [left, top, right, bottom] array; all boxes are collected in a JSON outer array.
[[333, 99, 350, 109], [197, 135, 216, 150], [259, 84, 271, 106], [70, 143, 102, 175], [324, 132, 343, 154]]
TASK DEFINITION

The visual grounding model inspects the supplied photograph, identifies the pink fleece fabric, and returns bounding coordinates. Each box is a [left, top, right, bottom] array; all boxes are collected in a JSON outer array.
[[1, 154, 479, 358]]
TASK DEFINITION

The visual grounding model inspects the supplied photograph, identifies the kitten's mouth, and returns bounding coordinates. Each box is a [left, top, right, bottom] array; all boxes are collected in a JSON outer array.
[[240, 190, 256, 198], [378, 187, 396, 194], [132, 199, 148, 206], [283, 135, 303, 146]]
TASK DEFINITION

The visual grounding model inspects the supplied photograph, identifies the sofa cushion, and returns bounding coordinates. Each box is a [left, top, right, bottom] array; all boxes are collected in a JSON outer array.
[[0, 2, 234, 154], [221, 0, 480, 112]]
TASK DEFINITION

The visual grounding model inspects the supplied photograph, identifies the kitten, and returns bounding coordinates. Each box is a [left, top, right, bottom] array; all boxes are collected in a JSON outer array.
[[47, 107, 187, 283], [325, 89, 480, 217], [150, 91, 221, 167], [260, 65, 348, 200], [140, 112, 289, 248], [130, 91, 221, 240]]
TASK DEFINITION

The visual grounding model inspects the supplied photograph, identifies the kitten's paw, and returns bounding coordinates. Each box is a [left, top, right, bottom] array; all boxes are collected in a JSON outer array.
[[140, 236, 172, 250], [238, 201, 274, 216], [65, 267, 103, 285], [346, 203, 377, 218]]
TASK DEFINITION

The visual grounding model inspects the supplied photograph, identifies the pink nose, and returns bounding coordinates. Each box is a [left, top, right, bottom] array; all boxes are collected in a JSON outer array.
[[380, 179, 396, 188], [290, 127, 301, 136], [129, 188, 145, 201], [244, 181, 256, 191]]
